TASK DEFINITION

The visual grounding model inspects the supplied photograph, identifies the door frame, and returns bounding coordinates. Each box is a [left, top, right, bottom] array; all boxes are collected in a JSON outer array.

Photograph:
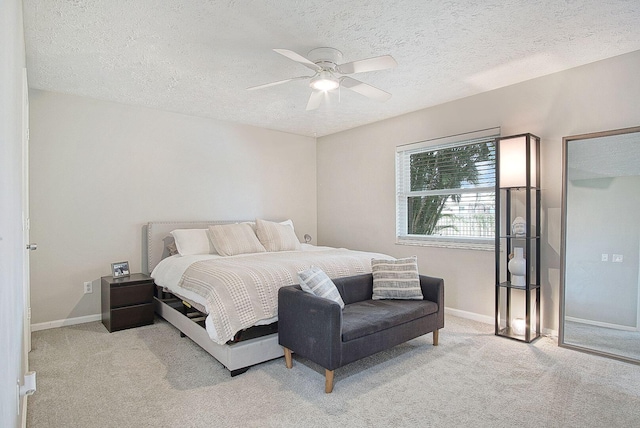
[[21, 67, 31, 428]]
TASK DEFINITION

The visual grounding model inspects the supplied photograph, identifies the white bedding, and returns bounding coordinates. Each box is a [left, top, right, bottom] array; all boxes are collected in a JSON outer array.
[[151, 244, 391, 344], [152, 252, 278, 342]]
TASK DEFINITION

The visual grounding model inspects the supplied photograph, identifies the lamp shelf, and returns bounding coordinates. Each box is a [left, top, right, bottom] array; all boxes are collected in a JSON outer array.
[[495, 132, 541, 344], [497, 327, 540, 341], [499, 186, 541, 190], [497, 281, 540, 290]]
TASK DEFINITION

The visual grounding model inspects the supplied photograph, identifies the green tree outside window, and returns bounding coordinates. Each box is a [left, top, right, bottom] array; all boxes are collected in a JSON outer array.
[[408, 142, 495, 236]]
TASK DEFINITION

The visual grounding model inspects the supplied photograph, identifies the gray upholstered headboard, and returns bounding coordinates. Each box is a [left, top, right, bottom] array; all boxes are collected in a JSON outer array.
[[144, 220, 250, 274]]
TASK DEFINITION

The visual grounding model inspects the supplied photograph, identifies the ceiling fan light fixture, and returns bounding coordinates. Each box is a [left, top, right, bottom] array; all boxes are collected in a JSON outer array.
[[250, 48, 396, 109], [310, 71, 339, 91]]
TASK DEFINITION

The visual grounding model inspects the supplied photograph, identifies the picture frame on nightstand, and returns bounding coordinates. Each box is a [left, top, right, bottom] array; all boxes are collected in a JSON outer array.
[[111, 261, 130, 278]]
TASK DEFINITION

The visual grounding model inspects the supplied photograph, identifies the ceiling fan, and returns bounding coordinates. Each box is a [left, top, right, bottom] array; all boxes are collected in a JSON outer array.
[[247, 47, 397, 110]]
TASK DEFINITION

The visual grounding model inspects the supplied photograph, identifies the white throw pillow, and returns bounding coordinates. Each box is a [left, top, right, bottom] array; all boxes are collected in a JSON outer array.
[[255, 218, 302, 252], [298, 266, 345, 309], [208, 223, 266, 256], [170, 229, 215, 256], [279, 219, 295, 232]]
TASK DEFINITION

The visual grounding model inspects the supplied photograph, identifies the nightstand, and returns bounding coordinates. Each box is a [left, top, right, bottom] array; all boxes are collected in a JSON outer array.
[[101, 273, 154, 332]]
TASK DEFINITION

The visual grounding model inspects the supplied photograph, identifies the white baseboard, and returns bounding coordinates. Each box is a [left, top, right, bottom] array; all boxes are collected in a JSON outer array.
[[445, 307, 558, 338], [445, 307, 493, 324], [565, 316, 637, 332], [31, 314, 102, 332]]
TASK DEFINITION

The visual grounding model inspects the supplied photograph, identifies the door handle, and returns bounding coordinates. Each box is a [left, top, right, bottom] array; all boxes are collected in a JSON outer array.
[[26, 243, 38, 251]]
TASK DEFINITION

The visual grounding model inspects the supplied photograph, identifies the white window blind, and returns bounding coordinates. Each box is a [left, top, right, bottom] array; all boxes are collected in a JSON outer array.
[[396, 128, 498, 248]]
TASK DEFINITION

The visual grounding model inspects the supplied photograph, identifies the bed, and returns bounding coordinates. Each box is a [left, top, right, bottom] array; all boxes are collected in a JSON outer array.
[[144, 220, 392, 375]]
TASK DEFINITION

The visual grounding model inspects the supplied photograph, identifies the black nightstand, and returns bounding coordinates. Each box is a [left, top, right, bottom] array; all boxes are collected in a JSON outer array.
[[101, 273, 154, 332]]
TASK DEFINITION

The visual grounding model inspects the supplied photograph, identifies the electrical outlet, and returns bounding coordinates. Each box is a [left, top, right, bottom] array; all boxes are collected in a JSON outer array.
[[84, 281, 93, 294], [601, 254, 608, 262], [612, 254, 623, 263]]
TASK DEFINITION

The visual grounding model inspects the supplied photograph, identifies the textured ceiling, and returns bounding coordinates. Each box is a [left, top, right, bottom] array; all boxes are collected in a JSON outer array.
[[23, 0, 640, 137]]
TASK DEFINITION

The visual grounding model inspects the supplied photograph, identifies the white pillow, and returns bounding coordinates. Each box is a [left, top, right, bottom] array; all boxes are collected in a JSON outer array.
[[170, 229, 215, 256], [208, 223, 266, 256], [255, 218, 302, 252], [279, 219, 295, 232], [298, 266, 345, 309]]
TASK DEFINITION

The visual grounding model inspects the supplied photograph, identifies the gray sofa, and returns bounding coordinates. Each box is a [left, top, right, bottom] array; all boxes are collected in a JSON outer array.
[[278, 273, 444, 392]]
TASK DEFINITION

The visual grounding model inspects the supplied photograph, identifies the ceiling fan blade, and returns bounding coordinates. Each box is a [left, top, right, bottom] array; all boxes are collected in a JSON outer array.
[[337, 55, 397, 74], [306, 90, 325, 111], [247, 75, 311, 91], [273, 49, 322, 72], [340, 76, 392, 102]]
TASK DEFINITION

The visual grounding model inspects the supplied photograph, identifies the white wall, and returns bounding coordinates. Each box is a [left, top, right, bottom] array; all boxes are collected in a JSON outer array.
[[29, 90, 316, 325], [317, 50, 640, 332], [0, 0, 27, 426], [565, 176, 640, 327]]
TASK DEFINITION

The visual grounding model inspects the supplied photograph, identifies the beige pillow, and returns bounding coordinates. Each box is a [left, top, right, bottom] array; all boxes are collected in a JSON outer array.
[[208, 223, 266, 256], [255, 219, 302, 252], [371, 256, 423, 300]]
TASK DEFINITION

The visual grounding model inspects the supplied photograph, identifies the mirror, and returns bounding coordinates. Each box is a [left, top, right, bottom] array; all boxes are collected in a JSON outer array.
[[560, 126, 640, 364]]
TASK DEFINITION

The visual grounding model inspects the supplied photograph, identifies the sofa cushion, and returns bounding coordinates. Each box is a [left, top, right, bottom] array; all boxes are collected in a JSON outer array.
[[333, 273, 374, 305], [341, 299, 438, 342]]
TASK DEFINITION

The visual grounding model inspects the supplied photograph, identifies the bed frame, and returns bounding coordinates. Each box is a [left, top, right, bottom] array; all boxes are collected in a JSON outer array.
[[143, 221, 285, 376]]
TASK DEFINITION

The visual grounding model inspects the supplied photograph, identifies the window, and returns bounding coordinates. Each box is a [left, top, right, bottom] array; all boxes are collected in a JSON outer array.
[[396, 128, 498, 249]]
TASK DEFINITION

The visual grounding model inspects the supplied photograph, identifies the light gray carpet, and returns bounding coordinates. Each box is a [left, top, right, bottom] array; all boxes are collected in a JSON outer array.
[[27, 315, 640, 428]]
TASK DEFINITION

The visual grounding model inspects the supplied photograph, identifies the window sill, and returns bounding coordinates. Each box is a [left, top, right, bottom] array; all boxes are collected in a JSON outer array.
[[396, 238, 494, 251]]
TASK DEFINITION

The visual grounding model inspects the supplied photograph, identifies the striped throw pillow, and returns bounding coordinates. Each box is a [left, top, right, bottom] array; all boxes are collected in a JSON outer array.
[[298, 266, 345, 309], [256, 218, 302, 252], [371, 256, 423, 300], [208, 223, 266, 256]]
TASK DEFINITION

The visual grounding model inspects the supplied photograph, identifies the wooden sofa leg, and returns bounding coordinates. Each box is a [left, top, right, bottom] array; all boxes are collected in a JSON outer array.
[[325, 369, 334, 393], [284, 347, 293, 369], [433, 329, 439, 346]]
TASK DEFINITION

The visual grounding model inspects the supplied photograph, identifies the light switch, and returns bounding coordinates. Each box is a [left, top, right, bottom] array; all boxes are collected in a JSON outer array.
[[601, 254, 608, 262], [612, 254, 623, 263]]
